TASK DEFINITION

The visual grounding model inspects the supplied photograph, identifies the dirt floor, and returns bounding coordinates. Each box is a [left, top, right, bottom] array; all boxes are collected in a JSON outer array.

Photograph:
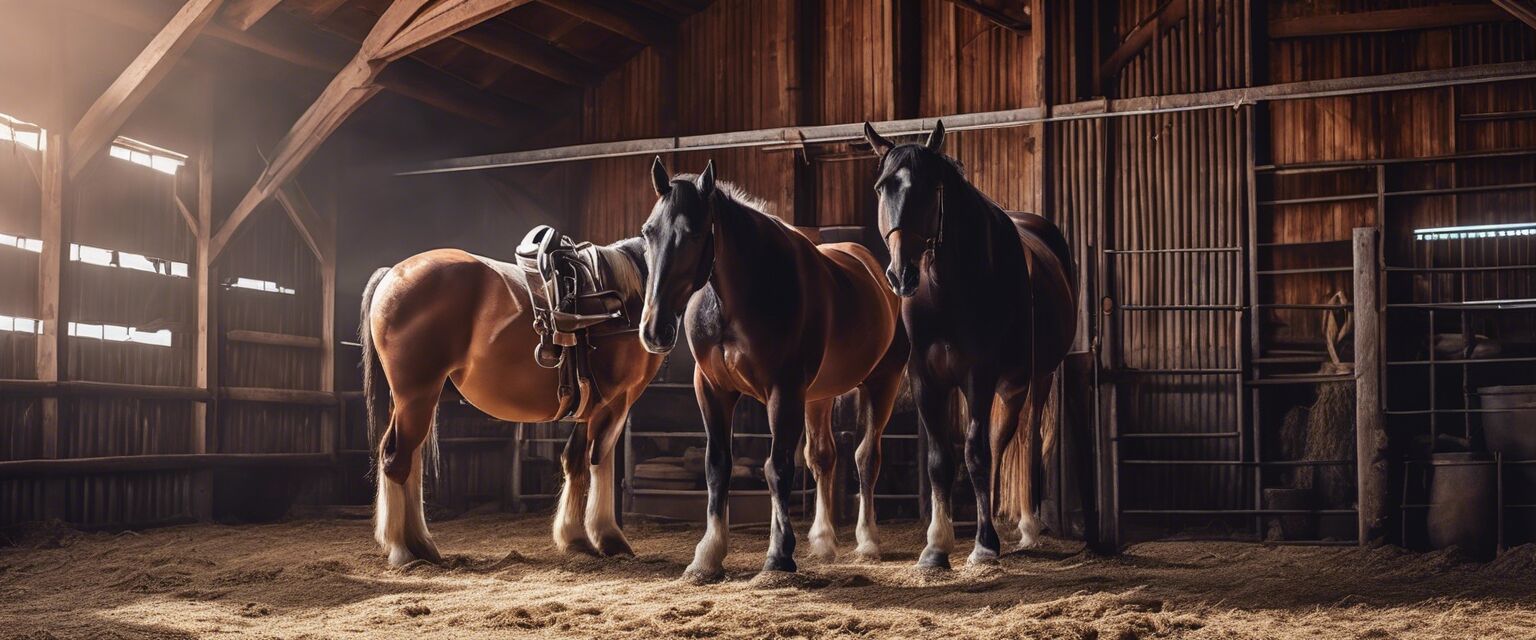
[[4, 511, 1536, 639]]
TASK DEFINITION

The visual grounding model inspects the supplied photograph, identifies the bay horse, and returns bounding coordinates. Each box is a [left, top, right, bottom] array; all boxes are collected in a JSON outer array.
[[637, 158, 908, 580], [864, 120, 1086, 568], [359, 241, 660, 566]]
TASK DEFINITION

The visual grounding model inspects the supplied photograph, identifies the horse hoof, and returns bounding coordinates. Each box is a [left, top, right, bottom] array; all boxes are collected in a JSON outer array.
[[598, 536, 635, 558], [682, 565, 725, 584], [386, 546, 417, 568], [915, 548, 951, 571], [806, 544, 837, 564], [852, 544, 882, 563], [967, 547, 1000, 566], [559, 537, 602, 557], [763, 555, 798, 573]]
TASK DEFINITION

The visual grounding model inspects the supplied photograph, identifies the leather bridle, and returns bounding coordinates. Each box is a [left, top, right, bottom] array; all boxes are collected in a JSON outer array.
[[881, 182, 946, 258]]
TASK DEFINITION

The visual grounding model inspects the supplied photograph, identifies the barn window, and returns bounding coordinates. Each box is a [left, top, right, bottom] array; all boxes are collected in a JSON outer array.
[[1414, 222, 1536, 241], [227, 277, 295, 295], [68, 242, 190, 278], [0, 315, 42, 335], [0, 232, 44, 253], [67, 321, 172, 347], [0, 112, 43, 150], [108, 137, 185, 176]]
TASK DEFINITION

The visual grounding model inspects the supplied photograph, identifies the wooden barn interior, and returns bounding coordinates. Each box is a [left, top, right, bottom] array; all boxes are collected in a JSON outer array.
[[2, 1, 1536, 634]]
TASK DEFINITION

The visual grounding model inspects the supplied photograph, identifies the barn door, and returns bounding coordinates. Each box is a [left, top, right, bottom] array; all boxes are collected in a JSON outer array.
[[1094, 108, 1253, 545]]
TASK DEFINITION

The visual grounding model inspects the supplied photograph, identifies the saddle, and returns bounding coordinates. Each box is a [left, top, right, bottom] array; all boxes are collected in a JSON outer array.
[[515, 225, 632, 420]]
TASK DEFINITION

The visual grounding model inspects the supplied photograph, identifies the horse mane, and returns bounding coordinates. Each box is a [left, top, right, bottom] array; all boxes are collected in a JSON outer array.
[[595, 236, 648, 302], [674, 172, 811, 240]]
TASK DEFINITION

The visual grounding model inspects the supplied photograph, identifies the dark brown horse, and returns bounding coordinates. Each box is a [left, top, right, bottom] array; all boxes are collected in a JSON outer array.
[[864, 120, 1086, 568], [637, 158, 908, 580], [359, 241, 660, 566]]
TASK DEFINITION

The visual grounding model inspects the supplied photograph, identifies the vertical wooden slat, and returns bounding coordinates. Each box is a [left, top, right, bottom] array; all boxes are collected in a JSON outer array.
[[38, 130, 66, 522]]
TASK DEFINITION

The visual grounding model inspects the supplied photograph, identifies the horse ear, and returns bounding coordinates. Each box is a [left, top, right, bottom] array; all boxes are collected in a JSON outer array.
[[651, 156, 671, 196], [925, 119, 946, 152], [699, 160, 716, 197], [863, 122, 895, 157]]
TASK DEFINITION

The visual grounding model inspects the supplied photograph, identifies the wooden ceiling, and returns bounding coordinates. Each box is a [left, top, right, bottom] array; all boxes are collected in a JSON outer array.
[[279, 0, 709, 121]]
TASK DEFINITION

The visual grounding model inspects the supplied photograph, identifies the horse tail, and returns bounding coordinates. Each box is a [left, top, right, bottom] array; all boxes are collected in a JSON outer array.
[[360, 267, 392, 464]]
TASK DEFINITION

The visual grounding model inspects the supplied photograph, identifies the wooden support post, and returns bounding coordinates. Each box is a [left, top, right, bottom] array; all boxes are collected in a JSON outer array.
[[192, 113, 217, 521], [37, 130, 66, 522], [1353, 227, 1387, 545]]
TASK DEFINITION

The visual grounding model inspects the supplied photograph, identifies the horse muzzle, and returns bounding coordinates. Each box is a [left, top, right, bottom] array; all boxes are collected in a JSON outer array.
[[639, 311, 679, 354], [885, 262, 920, 298]]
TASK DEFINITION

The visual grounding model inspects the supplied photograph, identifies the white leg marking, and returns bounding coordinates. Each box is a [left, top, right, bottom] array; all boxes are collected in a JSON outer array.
[[585, 457, 631, 555], [926, 489, 955, 554], [374, 461, 410, 565], [807, 480, 837, 562], [685, 510, 729, 578], [553, 460, 589, 552], [1017, 508, 1044, 549]]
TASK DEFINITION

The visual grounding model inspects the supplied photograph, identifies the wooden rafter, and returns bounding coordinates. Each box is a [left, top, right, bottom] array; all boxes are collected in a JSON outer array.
[[1493, 0, 1536, 30], [537, 0, 673, 46], [373, 0, 532, 61], [72, 0, 519, 127], [940, 0, 1030, 31], [213, 0, 522, 258], [220, 0, 283, 30], [454, 19, 602, 86], [1270, 5, 1515, 38], [66, 0, 224, 178], [1099, 0, 1189, 82]]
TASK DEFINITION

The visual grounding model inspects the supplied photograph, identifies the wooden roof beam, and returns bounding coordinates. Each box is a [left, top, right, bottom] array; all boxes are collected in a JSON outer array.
[[453, 19, 603, 86], [66, 0, 224, 179], [1492, 0, 1536, 30], [537, 0, 673, 46], [940, 0, 1030, 32], [71, 0, 519, 127], [372, 0, 533, 61], [1270, 5, 1516, 38], [1099, 0, 1188, 82], [220, 0, 283, 30], [215, 0, 523, 258]]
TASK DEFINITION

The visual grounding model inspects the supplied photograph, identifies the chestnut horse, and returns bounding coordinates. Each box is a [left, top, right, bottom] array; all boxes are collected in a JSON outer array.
[[359, 241, 660, 566], [865, 120, 1089, 568], [637, 159, 908, 580]]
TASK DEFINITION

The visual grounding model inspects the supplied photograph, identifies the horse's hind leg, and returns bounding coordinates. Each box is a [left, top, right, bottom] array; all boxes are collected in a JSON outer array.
[[1017, 373, 1053, 548], [804, 397, 838, 563], [375, 394, 443, 567], [554, 424, 599, 556], [854, 359, 905, 561]]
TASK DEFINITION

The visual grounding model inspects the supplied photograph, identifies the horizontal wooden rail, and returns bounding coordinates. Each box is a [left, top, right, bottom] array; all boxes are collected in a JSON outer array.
[[0, 453, 335, 478], [400, 60, 1536, 174], [0, 379, 211, 401], [226, 329, 325, 349], [220, 386, 338, 406]]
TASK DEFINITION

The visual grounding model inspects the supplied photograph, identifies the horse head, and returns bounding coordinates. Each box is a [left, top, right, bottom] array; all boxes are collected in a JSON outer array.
[[864, 119, 946, 297], [638, 156, 717, 354]]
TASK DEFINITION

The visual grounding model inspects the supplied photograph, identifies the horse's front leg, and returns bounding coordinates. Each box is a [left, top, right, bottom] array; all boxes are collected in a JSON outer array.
[[913, 372, 958, 570], [584, 398, 635, 557], [964, 370, 1003, 564], [684, 369, 739, 582], [764, 382, 807, 573], [554, 423, 598, 556]]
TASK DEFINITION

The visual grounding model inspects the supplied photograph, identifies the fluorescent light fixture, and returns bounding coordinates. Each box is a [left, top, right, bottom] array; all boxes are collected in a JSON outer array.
[[1414, 222, 1536, 241]]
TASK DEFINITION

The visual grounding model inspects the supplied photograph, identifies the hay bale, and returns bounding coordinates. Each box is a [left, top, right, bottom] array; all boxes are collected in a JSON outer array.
[[1303, 362, 1356, 508]]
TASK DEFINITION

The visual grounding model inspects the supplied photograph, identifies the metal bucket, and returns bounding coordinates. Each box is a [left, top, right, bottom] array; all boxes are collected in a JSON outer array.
[[1479, 385, 1536, 544], [1426, 452, 1498, 560]]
